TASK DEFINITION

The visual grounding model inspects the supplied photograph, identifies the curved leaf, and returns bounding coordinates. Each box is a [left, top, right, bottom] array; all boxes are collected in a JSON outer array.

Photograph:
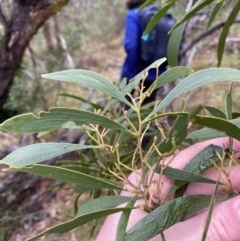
[[9, 164, 123, 190], [116, 196, 138, 241], [147, 68, 240, 118], [143, 4, 173, 36], [155, 165, 221, 185], [125, 194, 228, 241], [193, 115, 240, 141], [167, 22, 186, 67], [146, 106, 202, 169], [58, 93, 103, 110], [103, 58, 167, 113], [207, 0, 224, 28], [26, 207, 134, 241], [120, 58, 167, 96], [225, 83, 233, 120], [147, 111, 188, 122], [201, 179, 219, 240], [167, 144, 223, 196], [61, 166, 101, 174], [148, 66, 193, 92], [187, 118, 240, 140], [0, 107, 131, 134], [172, 0, 214, 31], [76, 196, 131, 217], [1, 143, 98, 168], [138, 0, 157, 11], [217, 1, 240, 66], [205, 106, 226, 119], [42, 69, 131, 106]]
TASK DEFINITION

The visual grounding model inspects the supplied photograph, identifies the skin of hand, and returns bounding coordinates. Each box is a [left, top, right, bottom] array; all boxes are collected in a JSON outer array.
[[96, 137, 240, 241]]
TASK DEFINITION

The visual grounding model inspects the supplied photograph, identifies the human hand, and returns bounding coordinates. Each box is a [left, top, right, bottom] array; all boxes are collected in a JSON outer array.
[[96, 137, 240, 241]]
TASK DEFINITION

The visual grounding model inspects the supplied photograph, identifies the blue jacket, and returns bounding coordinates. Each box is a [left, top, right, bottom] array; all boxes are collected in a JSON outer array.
[[120, 7, 167, 82]]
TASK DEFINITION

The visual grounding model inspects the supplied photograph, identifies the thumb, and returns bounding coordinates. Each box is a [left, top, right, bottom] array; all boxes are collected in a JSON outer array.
[[163, 196, 240, 241]]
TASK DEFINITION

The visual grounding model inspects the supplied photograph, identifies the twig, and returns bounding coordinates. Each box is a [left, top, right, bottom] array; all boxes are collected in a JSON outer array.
[[181, 18, 240, 56]]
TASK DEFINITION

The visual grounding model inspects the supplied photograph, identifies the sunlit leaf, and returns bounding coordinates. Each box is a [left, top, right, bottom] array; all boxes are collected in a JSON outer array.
[[147, 68, 240, 118], [0, 143, 98, 168], [0, 108, 131, 134], [42, 69, 131, 106]]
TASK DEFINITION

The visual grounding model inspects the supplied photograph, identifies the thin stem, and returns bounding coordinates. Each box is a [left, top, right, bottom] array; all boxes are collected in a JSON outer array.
[[131, 147, 139, 171], [85, 130, 101, 145], [116, 143, 134, 172], [108, 169, 126, 182], [124, 111, 138, 133]]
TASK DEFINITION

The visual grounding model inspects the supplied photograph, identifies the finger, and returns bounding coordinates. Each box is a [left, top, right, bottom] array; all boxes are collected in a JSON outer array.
[[121, 169, 143, 197], [122, 138, 240, 202], [185, 165, 240, 195], [95, 200, 154, 241], [163, 196, 240, 241], [167, 137, 240, 169], [149, 137, 240, 202]]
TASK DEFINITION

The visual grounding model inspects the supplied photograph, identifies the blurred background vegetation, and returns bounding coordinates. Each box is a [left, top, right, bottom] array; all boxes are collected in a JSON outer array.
[[1, 0, 240, 240], [3, 0, 240, 120], [3, 0, 126, 117]]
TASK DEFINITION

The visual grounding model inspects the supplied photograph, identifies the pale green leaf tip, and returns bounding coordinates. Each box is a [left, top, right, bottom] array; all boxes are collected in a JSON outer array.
[[37, 131, 49, 138]]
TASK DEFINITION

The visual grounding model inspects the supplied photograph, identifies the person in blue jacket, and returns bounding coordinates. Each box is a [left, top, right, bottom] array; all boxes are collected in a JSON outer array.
[[121, 0, 167, 106]]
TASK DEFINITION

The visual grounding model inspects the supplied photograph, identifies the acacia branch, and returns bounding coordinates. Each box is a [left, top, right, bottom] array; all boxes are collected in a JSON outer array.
[[181, 18, 240, 56]]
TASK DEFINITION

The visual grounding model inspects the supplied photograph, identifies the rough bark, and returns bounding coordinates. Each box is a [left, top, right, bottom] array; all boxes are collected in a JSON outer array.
[[0, 0, 70, 111]]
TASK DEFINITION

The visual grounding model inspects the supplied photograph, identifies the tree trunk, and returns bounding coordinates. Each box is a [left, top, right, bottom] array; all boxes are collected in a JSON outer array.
[[0, 0, 70, 111]]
